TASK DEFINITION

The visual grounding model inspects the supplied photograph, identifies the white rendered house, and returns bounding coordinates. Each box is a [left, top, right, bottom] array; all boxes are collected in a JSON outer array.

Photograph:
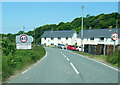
[[77, 28, 119, 46], [77, 28, 120, 55], [41, 30, 77, 46]]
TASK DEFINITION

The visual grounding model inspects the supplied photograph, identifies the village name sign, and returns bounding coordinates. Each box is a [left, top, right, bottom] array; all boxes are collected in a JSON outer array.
[[16, 34, 33, 49]]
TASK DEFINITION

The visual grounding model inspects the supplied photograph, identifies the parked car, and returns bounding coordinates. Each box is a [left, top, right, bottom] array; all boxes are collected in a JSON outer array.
[[57, 44, 66, 49], [76, 46, 82, 51], [67, 45, 77, 51]]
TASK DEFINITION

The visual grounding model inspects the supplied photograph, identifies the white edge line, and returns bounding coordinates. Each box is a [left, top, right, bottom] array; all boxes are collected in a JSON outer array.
[[71, 52, 120, 72], [21, 67, 31, 74], [39, 51, 48, 62], [70, 62, 79, 74], [21, 51, 48, 75], [35, 51, 48, 65]]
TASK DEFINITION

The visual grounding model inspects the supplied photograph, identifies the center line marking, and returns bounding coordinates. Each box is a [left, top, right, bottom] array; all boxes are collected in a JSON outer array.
[[70, 62, 79, 74], [59, 51, 79, 74], [66, 57, 69, 61]]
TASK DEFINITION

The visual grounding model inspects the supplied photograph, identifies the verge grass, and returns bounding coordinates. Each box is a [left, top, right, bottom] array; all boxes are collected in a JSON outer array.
[[2, 44, 46, 81], [74, 51, 119, 69]]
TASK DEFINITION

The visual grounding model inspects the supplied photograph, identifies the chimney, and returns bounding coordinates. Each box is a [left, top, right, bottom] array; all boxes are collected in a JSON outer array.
[[108, 26, 112, 31], [51, 28, 54, 33], [108, 26, 112, 28]]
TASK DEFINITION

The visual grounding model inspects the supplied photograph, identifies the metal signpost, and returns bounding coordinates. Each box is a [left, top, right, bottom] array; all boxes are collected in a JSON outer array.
[[16, 34, 33, 49], [111, 33, 118, 52]]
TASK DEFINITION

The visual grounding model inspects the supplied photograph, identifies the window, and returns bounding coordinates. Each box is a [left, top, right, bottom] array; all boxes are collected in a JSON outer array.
[[44, 37, 46, 40], [99, 37, 104, 40], [51, 37, 54, 40], [90, 37, 94, 40], [66, 37, 68, 40], [58, 37, 61, 40], [51, 43, 54, 45], [44, 43, 46, 46]]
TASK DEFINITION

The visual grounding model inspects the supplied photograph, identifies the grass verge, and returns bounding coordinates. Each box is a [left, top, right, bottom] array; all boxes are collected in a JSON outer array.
[[2, 44, 46, 82], [73, 51, 119, 69]]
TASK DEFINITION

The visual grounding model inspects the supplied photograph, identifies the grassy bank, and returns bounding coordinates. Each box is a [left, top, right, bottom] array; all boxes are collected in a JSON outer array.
[[2, 44, 46, 81], [74, 50, 120, 68]]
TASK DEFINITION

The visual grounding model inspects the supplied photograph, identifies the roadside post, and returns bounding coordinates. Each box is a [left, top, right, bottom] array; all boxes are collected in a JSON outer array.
[[111, 33, 118, 52], [16, 34, 33, 49]]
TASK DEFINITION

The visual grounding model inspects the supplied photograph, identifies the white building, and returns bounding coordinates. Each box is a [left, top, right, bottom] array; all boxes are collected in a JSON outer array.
[[77, 28, 119, 46], [77, 28, 120, 55], [41, 30, 77, 46]]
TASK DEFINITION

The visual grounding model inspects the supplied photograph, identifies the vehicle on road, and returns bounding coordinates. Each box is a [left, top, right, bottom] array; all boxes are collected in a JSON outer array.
[[57, 44, 67, 49], [67, 45, 77, 51], [76, 46, 82, 51]]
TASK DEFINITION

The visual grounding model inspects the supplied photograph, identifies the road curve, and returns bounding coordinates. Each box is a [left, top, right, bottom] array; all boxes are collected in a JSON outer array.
[[9, 47, 118, 83]]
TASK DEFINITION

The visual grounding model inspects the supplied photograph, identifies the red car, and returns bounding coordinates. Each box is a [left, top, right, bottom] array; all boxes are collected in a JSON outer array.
[[67, 45, 77, 51]]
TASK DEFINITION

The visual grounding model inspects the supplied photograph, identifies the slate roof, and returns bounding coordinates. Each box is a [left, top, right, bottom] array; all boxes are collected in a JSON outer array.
[[78, 28, 119, 38], [41, 30, 76, 38]]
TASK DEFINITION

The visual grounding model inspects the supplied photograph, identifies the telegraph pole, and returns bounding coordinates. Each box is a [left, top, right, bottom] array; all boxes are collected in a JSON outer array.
[[34, 27, 36, 45], [116, 20, 118, 28], [81, 5, 84, 52], [23, 26, 25, 34]]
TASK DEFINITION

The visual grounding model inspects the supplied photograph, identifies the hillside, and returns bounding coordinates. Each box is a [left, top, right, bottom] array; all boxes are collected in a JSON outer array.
[[2, 12, 120, 44]]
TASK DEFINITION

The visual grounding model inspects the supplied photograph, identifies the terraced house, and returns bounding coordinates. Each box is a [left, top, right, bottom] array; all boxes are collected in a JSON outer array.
[[41, 30, 77, 46], [77, 28, 120, 55]]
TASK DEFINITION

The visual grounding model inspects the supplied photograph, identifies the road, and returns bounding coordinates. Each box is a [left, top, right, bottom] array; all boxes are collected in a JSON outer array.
[[9, 47, 118, 83]]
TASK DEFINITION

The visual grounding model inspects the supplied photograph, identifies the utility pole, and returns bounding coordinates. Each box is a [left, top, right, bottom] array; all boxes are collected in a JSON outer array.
[[23, 26, 25, 34], [116, 20, 118, 28], [34, 27, 36, 45], [81, 5, 84, 52]]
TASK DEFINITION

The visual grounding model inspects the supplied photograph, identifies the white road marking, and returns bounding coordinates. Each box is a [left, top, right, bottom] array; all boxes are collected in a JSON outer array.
[[34, 51, 48, 66], [21, 51, 48, 75], [39, 51, 48, 62], [59, 51, 79, 74], [66, 57, 69, 61], [60, 51, 66, 57], [64, 55, 67, 58], [70, 62, 79, 74], [71, 52, 120, 72], [21, 67, 31, 74]]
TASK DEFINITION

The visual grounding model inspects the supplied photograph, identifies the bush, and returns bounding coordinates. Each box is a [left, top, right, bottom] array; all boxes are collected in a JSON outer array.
[[2, 45, 46, 81], [106, 49, 119, 67]]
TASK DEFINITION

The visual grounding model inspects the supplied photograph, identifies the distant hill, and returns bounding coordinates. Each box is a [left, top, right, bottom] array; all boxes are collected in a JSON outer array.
[[2, 12, 120, 44]]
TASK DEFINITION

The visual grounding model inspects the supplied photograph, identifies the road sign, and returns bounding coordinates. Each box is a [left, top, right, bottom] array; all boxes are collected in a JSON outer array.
[[20, 35, 28, 43], [16, 34, 33, 49], [111, 33, 118, 41], [16, 43, 31, 49]]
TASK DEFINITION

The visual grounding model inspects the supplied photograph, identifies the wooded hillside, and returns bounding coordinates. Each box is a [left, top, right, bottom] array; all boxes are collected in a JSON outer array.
[[2, 12, 120, 44]]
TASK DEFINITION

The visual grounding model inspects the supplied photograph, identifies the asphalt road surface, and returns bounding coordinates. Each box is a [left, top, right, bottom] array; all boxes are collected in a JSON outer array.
[[9, 47, 119, 83]]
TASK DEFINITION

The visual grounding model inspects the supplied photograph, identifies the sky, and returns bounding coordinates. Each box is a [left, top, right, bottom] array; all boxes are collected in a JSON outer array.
[[1, 2, 119, 34]]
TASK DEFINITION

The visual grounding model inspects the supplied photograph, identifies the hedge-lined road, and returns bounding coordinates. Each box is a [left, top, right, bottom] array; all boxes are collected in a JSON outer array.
[[10, 47, 118, 83]]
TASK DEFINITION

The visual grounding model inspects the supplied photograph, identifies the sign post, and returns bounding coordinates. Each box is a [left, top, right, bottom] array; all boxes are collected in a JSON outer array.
[[111, 33, 118, 52], [16, 34, 33, 49]]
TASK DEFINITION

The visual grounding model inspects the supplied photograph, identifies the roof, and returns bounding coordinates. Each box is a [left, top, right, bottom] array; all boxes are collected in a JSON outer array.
[[41, 30, 76, 38], [78, 28, 119, 38]]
